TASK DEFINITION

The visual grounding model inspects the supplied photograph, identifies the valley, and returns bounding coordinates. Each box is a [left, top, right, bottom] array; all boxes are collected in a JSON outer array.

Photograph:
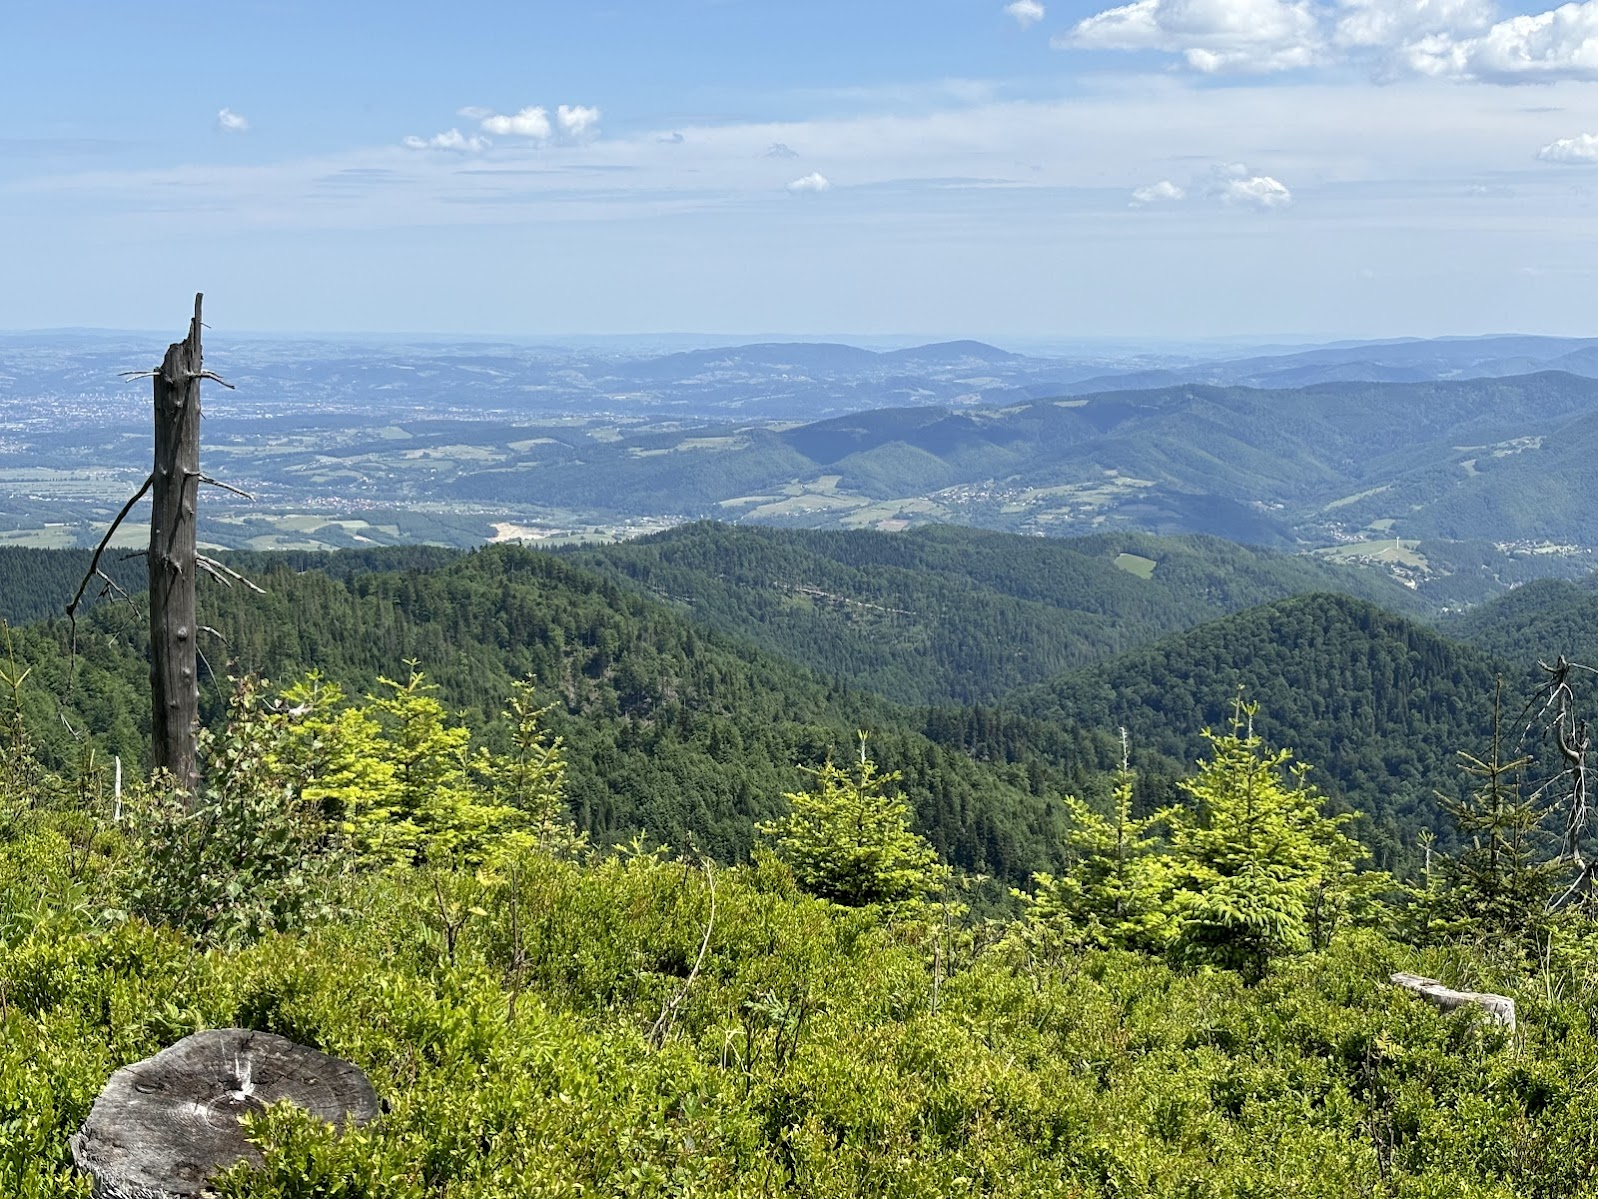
[[7, 334, 1598, 610]]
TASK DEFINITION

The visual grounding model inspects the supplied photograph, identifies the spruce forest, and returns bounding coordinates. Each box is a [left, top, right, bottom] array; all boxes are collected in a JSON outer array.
[[8, 500, 1598, 1195]]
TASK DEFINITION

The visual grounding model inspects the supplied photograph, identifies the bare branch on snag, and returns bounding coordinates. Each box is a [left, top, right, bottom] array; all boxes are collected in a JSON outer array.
[[119, 370, 160, 382], [1524, 656, 1597, 913], [195, 558, 230, 588], [198, 474, 254, 501], [195, 554, 265, 595], [94, 569, 132, 605], [186, 370, 234, 389], [67, 474, 153, 622], [62, 473, 154, 711]]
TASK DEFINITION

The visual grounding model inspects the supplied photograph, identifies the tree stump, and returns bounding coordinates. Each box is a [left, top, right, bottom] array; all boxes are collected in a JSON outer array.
[[70, 1028, 380, 1198], [1390, 971, 1516, 1031]]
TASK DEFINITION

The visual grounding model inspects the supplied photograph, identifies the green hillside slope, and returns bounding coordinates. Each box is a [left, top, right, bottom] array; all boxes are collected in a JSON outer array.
[[1445, 576, 1598, 663], [564, 522, 1429, 704], [431, 373, 1598, 600], [8, 545, 1081, 886], [1000, 593, 1505, 866]]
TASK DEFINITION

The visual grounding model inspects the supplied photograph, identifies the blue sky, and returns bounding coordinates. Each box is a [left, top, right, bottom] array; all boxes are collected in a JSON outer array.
[[8, 0, 1598, 340]]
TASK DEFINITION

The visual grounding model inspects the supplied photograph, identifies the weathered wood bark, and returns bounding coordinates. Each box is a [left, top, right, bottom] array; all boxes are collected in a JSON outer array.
[[149, 295, 205, 792], [1390, 971, 1516, 1030], [71, 1028, 380, 1198]]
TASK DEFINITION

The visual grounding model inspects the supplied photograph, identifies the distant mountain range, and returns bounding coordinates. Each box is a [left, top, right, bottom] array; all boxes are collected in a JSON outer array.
[[440, 371, 1598, 596], [12, 330, 1598, 589], [1052, 334, 1598, 395], [15, 330, 1598, 429]]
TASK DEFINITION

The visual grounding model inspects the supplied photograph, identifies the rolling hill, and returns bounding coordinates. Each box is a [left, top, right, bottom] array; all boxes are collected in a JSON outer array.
[[441, 373, 1598, 594], [8, 544, 1091, 887], [562, 522, 1430, 704], [997, 592, 1508, 867]]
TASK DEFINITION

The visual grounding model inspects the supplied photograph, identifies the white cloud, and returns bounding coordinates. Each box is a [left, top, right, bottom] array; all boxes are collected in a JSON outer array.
[[1064, 0, 1323, 73], [1219, 172, 1293, 207], [1333, 0, 1494, 53], [403, 128, 490, 153], [1060, 0, 1598, 82], [481, 106, 553, 139], [216, 108, 249, 133], [1132, 164, 1287, 208], [1131, 179, 1186, 203], [1406, 2, 1598, 81], [1539, 132, 1598, 162], [787, 171, 831, 193], [556, 104, 602, 137], [1005, 0, 1047, 27], [457, 106, 494, 121]]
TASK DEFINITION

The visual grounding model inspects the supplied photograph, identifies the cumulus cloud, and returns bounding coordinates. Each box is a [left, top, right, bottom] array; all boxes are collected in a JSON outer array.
[[1130, 164, 1289, 208], [787, 171, 832, 193], [403, 128, 490, 153], [1333, 0, 1494, 53], [1539, 132, 1598, 162], [766, 142, 801, 158], [1131, 179, 1187, 203], [1063, 0, 1323, 73], [1005, 0, 1047, 27], [1406, 2, 1598, 81], [480, 106, 553, 139], [216, 108, 249, 133], [460, 104, 601, 142], [1219, 172, 1293, 207], [556, 104, 602, 137], [1061, 0, 1598, 82]]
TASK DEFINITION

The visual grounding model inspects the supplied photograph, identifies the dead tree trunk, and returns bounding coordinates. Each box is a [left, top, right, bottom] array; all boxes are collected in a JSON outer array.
[[68, 295, 248, 798], [149, 296, 206, 792]]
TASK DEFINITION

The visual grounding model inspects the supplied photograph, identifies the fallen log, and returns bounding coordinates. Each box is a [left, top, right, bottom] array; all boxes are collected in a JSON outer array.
[[71, 1028, 379, 1198], [1390, 971, 1516, 1031]]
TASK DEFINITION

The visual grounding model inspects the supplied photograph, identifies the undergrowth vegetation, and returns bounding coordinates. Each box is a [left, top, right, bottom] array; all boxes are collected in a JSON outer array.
[[4, 670, 1598, 1196]]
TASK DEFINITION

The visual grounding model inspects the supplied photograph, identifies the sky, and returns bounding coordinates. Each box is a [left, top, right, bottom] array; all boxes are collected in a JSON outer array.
[[8, 0, 1598, 340]]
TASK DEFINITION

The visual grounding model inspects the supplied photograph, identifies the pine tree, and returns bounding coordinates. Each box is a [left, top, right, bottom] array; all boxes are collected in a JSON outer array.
[[1434, 681, 1557, 942], [760, 733, 949, 908], [1021, 767, 1171, 952], [276, 673, 406, 865], [1165, 698, 1365, 980], [472, 678, 586, 858]]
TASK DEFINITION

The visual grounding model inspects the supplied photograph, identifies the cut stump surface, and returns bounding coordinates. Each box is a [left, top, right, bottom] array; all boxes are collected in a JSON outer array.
[[71, 1028, 379, 1198]]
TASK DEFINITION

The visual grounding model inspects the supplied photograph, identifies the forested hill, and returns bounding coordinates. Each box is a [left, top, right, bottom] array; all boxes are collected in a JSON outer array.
[[10, 544, 1085, 886], [6, 537, 1567, 883], [563, 522, 1427, 704], [998, 592, 1504, 867], [1444, 574, 1598, 671], [0, 544, 460, 626]]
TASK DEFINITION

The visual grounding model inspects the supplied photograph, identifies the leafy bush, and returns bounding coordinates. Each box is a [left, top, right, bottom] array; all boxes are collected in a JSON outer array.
[[119, 677, 342, 946]]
